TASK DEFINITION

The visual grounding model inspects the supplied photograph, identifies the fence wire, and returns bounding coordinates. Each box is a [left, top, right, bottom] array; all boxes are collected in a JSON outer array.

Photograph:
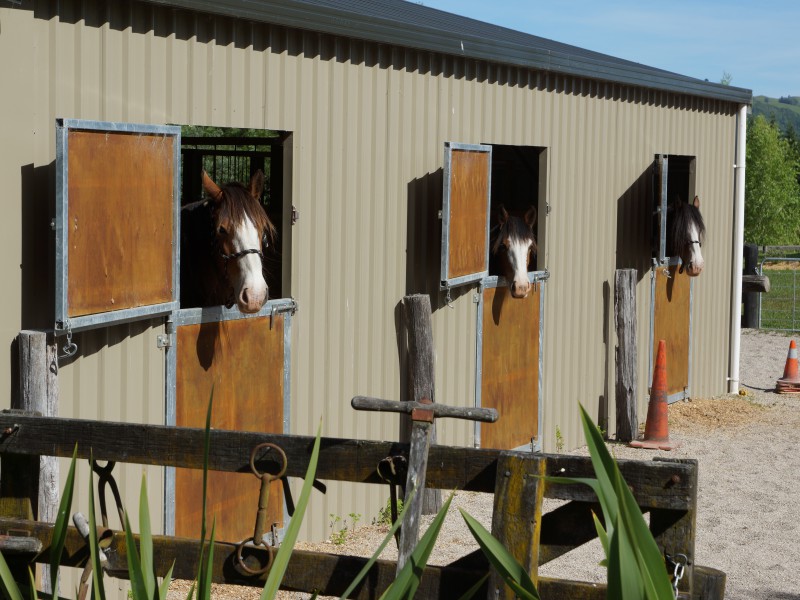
[[758, 257, 800, 332]]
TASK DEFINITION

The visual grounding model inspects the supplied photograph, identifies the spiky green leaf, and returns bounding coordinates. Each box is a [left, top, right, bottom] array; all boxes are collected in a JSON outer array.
[[49, 444, 78, 594], [0, 550, 24, 600], [260, 421, 323, 599], [88, 454, 107, 600], [459, 509, 540, 600]]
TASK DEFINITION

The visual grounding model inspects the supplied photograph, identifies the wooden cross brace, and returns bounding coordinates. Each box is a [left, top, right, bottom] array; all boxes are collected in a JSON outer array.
[[351, 395, 498, 573]]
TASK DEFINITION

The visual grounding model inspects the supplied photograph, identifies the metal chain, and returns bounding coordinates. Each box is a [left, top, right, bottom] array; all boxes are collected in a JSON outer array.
[[59, 324, 78, 360], [670, 553, 687, 599]]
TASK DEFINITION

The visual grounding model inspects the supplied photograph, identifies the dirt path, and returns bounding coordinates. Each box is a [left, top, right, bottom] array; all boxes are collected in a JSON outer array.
[[170, 329, 800, 600]]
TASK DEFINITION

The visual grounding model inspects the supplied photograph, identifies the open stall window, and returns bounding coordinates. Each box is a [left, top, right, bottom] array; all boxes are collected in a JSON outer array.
[[652, 154, 696, 266]]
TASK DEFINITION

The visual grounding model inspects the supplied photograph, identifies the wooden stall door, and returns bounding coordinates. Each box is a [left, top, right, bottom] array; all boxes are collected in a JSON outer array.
[[652, 266, 691, 399], [175, 315, 285, 542], [441, 143, 492, 288], [480, 284, 541, 450]]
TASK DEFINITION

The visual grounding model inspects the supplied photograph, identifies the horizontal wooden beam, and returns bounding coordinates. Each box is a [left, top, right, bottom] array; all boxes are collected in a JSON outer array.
[[0, 413, 696, 509]]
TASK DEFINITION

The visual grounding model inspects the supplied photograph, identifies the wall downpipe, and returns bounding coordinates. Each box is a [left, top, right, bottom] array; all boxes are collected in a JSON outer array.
[[729, 103, 748, 393]]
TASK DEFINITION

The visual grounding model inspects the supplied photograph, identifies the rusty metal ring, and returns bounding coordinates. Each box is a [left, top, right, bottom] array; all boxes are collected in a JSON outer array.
[[235, 537, 274, 576], [249, 442, 288, 480]]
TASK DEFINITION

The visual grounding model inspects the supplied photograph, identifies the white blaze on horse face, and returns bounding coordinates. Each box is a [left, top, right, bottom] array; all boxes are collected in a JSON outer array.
[[684, 221, 705, 277], [231, 213, 268, 313], [506, 237, 532, 298]]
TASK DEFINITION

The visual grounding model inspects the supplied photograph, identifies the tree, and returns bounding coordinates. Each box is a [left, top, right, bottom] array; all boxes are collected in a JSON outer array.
[[720, 71, 733, 86], [745, 115, 800, 245]]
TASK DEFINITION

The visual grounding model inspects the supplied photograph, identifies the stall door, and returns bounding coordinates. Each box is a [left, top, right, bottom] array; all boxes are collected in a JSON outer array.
[[651, 266, 692, 402], [169, 300, 293, 543], [440, 142, 492, 290], [55, 119, 180, 335], [477, 275, 545, 451]]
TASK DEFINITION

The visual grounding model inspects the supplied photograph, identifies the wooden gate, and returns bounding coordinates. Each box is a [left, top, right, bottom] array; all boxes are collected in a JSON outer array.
[[166, 300, 294, 542], [651, 266, 692, 402], [477, 275, 545, 451]]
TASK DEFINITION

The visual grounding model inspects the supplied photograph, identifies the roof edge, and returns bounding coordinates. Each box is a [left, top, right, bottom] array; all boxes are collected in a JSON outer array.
[[147, 0, 753, 105]]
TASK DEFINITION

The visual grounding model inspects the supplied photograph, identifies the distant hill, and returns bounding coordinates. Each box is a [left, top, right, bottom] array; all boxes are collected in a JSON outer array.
[[752, 96, 800, 133]]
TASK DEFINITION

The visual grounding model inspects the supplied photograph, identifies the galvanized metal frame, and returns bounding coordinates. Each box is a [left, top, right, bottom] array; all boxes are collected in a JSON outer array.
[[164, 298, 296, 539], [648, 267, 693, 404], [474, 271, 548, 452], [654, 154, 669, 266], [54, 119, 181, 334], [440, 142, 493, 290]]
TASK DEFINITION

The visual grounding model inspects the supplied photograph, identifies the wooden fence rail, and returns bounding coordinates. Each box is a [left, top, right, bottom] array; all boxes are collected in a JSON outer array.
[[0, 410, 724, 599]]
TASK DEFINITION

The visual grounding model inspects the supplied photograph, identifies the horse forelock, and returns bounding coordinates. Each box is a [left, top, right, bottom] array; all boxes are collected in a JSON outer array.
[[491, 214, 537, 255], [217, 183, 277, 246], [670, 202, 705, 250]]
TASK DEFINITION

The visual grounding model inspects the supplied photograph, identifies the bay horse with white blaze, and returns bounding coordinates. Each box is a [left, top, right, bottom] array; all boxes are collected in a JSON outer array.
[[180, 170, 276, 313], [491, 205, 537, 298], [667, 195, 705, 277]]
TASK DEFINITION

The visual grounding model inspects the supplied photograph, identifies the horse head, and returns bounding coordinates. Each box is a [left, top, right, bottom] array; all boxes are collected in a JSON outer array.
[[669, 195, 705, 277], [202, 169, 276, 313], [492, 205, 537, 298]]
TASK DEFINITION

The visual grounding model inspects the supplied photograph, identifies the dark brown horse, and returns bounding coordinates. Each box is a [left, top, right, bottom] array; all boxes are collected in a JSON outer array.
[[181, 170, 276, 313], [667, 195, 705, 276], [491, 205, 537, 298]]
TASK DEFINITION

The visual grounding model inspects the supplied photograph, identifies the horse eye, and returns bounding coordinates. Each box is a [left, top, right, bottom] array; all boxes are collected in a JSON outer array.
[[217, 225, 227, 236]]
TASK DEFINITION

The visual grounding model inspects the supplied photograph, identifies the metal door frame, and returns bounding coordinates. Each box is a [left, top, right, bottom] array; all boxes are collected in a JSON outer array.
[[164, 298, 296, 540], [474, 270, 548, 452], [440, 142, 493, 290], [648, 266, 693, 404], [54, 119, 181, 334]]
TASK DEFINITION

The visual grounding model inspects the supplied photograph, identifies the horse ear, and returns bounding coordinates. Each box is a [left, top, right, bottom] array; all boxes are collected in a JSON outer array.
[[202, 170, 223, 203], [250, 170, 265, 201], [693, 195, 700, 209], [497, 205, 509, 225], [524, 205, 537, 228]]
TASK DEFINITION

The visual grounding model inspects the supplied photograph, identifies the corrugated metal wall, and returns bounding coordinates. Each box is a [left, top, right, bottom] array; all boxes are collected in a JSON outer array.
[[1, 0, 738, 579]]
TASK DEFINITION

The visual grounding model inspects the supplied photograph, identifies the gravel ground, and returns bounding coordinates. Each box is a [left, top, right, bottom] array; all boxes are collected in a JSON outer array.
[[169, 329, 800, 600]]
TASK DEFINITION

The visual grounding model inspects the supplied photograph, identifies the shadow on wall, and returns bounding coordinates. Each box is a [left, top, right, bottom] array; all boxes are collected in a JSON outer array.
[[615, 166, 653, 282], [404, 169, 472, 314]]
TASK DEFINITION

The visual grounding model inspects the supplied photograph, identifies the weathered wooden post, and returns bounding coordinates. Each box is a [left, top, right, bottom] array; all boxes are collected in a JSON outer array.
[[15, 330, 59, 592], [403, 294, 441, 514], [614, 270, 638, 442], [351, 396, 497, 573]]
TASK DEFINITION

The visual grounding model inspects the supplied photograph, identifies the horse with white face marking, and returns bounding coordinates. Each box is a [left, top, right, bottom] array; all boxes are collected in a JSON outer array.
[[667, 195, 705, 277], [181, 170, 276, 313], [491, 205, 538, 298]]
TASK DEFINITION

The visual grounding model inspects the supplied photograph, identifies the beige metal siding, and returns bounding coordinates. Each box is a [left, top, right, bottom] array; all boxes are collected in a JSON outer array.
[[1, 0, 739, 561]]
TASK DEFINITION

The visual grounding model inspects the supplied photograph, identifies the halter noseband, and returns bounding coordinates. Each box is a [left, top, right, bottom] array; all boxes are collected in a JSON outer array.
[[220, 247, 265, 261]]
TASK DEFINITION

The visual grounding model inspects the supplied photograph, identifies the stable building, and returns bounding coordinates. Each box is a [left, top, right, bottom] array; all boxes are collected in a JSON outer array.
[[0, 0, 750, 582]]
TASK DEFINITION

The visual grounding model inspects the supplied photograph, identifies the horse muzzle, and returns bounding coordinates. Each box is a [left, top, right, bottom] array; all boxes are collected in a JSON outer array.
[[510, 280, 531, 298]]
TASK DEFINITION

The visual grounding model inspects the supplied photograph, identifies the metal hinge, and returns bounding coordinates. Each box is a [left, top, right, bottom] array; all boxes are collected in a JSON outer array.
[[546, 203, 551, 216], [156, 334, 172, 349]]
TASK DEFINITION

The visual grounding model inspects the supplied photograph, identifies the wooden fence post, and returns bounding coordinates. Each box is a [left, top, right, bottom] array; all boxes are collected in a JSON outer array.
[[403, 294, 442, 515], [18, 330, 59, 594], [614, 270, 638, 442]]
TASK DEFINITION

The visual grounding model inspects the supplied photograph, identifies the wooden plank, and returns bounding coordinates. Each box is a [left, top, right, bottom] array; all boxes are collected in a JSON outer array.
[[0, 414, 698, 509], [66, 130, 174, 317], [614, 270, 638, 442], [403, 294, 441, 515], [488, 453, 545, 598], [175, 315, 284, 543], [481, 284, 540, 449], [447, 148, 490, 279], [653, 266, 691, 396], [651, 457, 698, 598], [17, 330, 60, 595]]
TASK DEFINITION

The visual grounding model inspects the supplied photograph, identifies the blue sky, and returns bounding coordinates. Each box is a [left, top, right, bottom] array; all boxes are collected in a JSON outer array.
[[422, 0, 799, 98]]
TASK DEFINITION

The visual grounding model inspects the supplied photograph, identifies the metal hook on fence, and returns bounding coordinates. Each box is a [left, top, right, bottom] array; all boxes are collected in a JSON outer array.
[[234, 442, 288, 576]]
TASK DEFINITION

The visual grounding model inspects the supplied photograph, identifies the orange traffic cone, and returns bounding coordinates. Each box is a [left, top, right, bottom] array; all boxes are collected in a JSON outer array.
[[776, 340, 800, 394], [630, 340, 681, 451]]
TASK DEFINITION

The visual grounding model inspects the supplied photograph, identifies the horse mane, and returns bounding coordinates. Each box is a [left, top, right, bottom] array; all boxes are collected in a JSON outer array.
[[491, 213, 537, 255], [669, 201, 705, 253], [217, 182, 277, 247]]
